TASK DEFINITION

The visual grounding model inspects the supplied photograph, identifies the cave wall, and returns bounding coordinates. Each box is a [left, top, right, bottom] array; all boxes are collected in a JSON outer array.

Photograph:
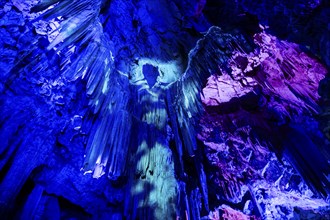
[[0, 0, 329, 219]]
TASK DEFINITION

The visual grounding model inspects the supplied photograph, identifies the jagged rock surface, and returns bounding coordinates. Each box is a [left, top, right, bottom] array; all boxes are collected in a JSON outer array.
[[0, 0, 329, 219]]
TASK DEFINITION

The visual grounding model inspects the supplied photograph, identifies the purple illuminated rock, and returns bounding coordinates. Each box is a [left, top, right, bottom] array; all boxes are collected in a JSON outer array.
[[199, 31, 329, 218]]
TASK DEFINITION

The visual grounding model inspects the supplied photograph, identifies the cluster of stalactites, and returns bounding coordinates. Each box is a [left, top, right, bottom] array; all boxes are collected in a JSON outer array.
[[74, 39, 132, 179], [174, 26, 254, 158], [31, 0, 103, 51], [32, 0, 134, 180], [83, 109, 132, 179]]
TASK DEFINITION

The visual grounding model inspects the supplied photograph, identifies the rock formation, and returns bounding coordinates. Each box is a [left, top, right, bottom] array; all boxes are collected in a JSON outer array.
[[0, 0, 329, 219]]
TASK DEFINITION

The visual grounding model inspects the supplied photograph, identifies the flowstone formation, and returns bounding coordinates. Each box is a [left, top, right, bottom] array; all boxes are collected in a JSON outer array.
[[0, 0, 329, 219]]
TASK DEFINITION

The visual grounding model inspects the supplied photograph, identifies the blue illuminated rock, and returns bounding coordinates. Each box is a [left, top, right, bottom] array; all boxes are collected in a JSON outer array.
[[0, 0, 329, 219]]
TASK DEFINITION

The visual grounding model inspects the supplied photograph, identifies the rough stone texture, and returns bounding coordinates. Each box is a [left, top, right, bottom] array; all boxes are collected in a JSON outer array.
[[0, 0, 329, 219], [198, 30, 330, 218]]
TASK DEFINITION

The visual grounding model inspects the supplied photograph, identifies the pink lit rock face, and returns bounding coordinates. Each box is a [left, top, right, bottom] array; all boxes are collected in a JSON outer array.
[[253, 32, 326, 111], [202, 74, 254, 106], [202, 31, 326, 113], [199, 32, 329, 218], [208, 205, 254, 220]]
